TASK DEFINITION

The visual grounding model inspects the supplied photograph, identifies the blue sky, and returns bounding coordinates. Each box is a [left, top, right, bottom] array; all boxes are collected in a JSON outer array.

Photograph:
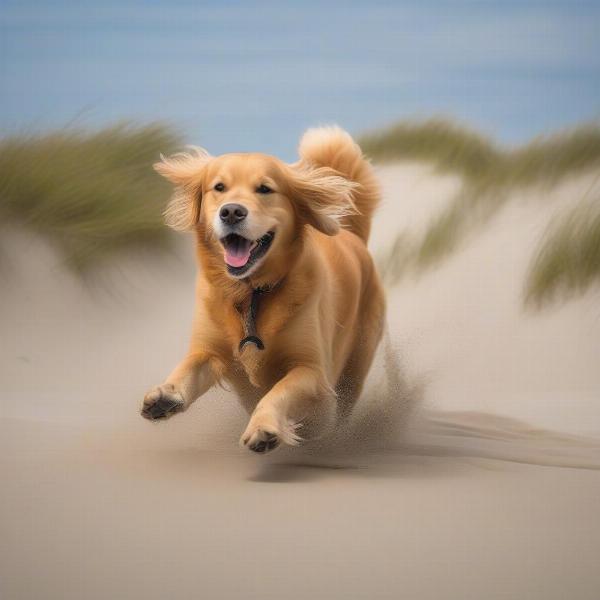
[[1, 0, 599, 158]]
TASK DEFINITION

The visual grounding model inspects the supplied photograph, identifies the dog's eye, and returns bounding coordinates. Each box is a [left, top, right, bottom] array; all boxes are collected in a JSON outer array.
[[256, 184, 273, 194], [214, 182, 226, 192]]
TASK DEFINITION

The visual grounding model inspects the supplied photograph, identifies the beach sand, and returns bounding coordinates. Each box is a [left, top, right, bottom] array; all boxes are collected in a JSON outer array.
[[2, 165, 599, 599]]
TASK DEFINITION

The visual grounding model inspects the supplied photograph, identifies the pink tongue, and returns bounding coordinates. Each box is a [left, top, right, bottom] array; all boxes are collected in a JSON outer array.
[[224, 245, 251, 268]]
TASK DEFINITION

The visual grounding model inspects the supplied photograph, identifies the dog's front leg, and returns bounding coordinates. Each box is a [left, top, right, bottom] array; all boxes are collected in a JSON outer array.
[[141, 353, 215, 421], [240, 366, 336, 453]]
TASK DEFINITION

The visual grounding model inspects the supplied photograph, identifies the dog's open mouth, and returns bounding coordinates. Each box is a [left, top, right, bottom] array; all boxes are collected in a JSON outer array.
[[220, 231, 275, 275]]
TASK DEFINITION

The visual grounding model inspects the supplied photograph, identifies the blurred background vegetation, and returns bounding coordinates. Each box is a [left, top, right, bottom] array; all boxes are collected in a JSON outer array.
[[0, 123, 180, 271], [0, 119, 599, 305], [360, 119, 600, 307]]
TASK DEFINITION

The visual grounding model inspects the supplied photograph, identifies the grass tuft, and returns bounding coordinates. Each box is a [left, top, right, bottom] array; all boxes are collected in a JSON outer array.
[[360, 118, 501, 182], [360, 118, 600, 187], [525, 201, 600, 307], [0, 122, 181, 270], [367, 119, 600, 306]]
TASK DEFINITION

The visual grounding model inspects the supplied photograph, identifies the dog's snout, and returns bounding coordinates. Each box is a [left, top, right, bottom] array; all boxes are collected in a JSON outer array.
[[219, 203, 248, 225]]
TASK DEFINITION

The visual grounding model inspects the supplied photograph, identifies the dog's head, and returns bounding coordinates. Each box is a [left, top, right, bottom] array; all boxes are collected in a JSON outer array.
[[154, 147, 356, 280]]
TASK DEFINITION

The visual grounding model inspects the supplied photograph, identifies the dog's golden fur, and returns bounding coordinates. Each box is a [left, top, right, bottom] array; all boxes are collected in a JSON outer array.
[[142, 126, 385, 452]]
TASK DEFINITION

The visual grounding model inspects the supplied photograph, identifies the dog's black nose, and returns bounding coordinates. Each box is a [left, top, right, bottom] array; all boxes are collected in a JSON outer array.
[[219, 203, 248, 225]]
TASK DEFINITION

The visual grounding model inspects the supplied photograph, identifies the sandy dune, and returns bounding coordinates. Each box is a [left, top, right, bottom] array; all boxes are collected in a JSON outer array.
[[1, 165, 599, 599]]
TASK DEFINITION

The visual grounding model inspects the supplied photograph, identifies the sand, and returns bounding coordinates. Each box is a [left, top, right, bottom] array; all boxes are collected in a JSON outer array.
[[1, 165, 599, 599]]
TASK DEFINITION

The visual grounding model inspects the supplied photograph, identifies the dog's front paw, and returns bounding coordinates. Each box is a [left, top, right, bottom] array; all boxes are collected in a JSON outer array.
[[240, 411, 301, 454], [141, 384, 186, 421], [242, 427, 281, 454]]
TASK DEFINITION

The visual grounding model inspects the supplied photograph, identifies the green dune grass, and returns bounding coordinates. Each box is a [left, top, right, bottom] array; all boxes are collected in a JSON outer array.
[[1, 119, 598, 306], [0, 123, 181, 270], [360, 119, 600, 186], [362, 119, 600, 306], [525, 200, 600, 306]]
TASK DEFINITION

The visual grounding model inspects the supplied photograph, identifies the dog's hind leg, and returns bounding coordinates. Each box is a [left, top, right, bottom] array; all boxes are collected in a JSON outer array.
[[335, 286, 385, 419]]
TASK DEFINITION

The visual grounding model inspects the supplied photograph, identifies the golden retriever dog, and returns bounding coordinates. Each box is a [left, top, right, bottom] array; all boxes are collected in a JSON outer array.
[[142, 127, 385, 453]]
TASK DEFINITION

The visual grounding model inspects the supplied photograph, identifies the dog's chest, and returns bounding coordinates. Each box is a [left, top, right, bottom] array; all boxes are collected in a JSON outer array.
[[215, 285, 302, 389], [229, 298, 290, 389], [236, 345, 269, 388]]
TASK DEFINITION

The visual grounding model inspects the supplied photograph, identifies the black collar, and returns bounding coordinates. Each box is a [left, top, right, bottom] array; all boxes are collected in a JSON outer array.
[[238, 282, 279, 352]]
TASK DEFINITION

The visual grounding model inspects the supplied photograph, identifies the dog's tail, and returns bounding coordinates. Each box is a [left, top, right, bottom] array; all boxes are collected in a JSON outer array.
[[298, 126, 381, 243]]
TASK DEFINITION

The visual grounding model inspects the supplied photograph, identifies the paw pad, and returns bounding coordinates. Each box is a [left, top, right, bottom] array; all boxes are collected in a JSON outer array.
[[141, 386, 185, 420], [247, 432, 280, 453]]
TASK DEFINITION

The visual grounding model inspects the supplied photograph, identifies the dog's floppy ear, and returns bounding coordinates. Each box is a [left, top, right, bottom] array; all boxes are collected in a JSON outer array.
[[154, 147, 212, 231], [285, 164, 358, 236]]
